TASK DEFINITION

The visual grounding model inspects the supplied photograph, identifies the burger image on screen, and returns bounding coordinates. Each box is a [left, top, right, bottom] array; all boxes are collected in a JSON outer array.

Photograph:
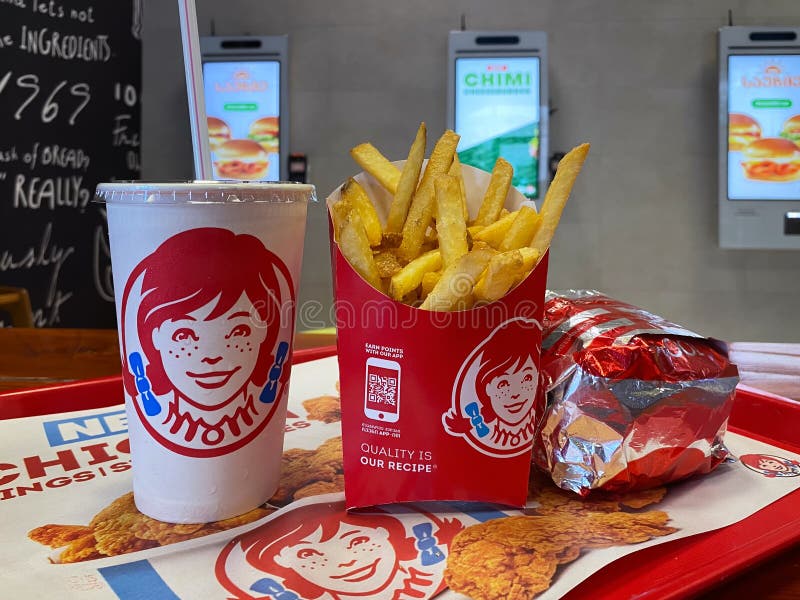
[[728, 113, 761, 151], [741, 137, 800, 182], [780, 114, 800, 145], [248, 116, 280, 154], [207, 117, 231, 151], [213, 139, 270, 180]]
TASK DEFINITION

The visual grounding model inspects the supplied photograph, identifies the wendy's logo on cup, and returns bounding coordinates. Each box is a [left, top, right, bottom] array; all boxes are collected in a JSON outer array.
[[443, 317, 542, 458], [214, 500, 463, 600], [120, 227, 295, 459], [740, 454, 800, 478]]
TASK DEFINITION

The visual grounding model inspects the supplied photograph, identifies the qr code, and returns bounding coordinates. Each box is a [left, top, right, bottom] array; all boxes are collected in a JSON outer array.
[[368, 373, 398, 406]]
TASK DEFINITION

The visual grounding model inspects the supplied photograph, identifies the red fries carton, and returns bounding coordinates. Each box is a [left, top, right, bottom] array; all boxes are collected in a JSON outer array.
[[535, 290, 740, 495], [327, 164, 548, 509]]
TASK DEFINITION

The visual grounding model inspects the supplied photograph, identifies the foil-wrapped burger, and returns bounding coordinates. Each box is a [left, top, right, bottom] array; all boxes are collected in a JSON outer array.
[[534, 290, 739, 495]]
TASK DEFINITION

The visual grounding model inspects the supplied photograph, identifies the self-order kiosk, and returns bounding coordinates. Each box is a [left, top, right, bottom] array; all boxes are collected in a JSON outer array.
[[719, 26, 800, 249]]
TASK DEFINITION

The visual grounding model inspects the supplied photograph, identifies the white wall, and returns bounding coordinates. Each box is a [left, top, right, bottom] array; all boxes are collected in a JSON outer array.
[[142, 0, 800, 342]]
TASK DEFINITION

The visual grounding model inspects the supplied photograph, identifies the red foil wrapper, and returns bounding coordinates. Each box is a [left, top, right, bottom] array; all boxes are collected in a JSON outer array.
[[534, 290, 739, 495]]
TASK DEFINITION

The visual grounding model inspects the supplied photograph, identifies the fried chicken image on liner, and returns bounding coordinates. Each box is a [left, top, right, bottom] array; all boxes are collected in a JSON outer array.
[[444, 471, 677, 600], [28, 436, 345, 563]]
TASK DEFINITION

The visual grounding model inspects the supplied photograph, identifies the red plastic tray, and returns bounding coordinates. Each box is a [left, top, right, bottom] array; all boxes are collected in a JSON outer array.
[[1, 349, 798, 599]]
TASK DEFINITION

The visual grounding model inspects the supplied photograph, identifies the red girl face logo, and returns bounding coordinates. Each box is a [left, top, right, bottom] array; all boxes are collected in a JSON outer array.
[[121, 228, 294, 458], [740, 453, 800, 478], [215, 500, 463, 600], [443, 317, 542, 457]]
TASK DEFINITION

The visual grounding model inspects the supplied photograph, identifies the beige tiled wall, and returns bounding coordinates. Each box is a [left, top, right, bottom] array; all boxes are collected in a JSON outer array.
[[142, 0, 800, 342]]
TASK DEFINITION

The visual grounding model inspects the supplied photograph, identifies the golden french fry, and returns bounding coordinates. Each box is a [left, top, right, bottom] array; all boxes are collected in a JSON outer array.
[[448, 152, 469, 221], [530, 143, 590, 256], [388, 249, 442, 300], [420, 271, 441, 299], [397, 130, 460, 262], [472, 210, 518, 248], [474, 249, 528, 303], [342, 178, 382, 247], [375, 232, 403, 250], [518, 246, 539, 272], [338, 207, 382, 290], [330, 198, 352, 241], [499, 204, 541, 251], [350, 143, 401, 194], [386, 122, 426, 234], [374, 250, 403, 278], [420, 247, 494, 311], [474, 157, 513, 226], [434, 174, 469, 268]]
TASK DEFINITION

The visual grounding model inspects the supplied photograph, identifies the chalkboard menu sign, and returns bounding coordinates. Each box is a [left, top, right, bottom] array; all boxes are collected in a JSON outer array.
[[0, 0, 142, 327]]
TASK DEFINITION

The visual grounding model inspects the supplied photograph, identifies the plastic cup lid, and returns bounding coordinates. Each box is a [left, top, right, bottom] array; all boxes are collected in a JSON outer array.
[[95, 180, 317, 205]]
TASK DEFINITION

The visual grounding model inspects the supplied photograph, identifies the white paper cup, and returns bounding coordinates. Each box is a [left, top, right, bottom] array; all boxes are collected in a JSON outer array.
[[98, 181, 315, 523]]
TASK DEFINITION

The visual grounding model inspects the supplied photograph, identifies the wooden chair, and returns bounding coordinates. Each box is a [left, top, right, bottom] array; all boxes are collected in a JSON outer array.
[[0, 286, 34, 327]]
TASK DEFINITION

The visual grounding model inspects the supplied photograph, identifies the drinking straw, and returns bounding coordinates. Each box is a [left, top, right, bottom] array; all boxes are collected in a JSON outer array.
[[177, 0, 211, 179]]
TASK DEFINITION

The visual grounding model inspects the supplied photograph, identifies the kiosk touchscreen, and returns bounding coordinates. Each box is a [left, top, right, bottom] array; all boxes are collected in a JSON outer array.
[[719, 27, 800, 249], [200, 36, 288, 182], [447, 31, 548, 202]]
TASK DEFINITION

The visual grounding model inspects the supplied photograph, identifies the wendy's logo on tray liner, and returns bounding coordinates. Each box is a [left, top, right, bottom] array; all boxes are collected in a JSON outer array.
[[215, 500, 463, 600], [120, 227, 295, 458], [443, 317, 541, 458], [740, 454, 800, 478]]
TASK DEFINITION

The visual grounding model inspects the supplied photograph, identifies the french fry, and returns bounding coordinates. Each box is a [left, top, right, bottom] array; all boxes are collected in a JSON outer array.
[[420, 271, 441, 299], [397, 130, 460, 262], [420, 247, 494, 311], [337, 204, 383, 290], [530, 143, 590, 257], [379, 232, 403, 249], [434, 174, 469, 268], [342, 178, 382, 247], [499, 204, 541, 251], [374, 250, 403, 278], [472, 210, 518, 248], [330, 197, 352, 241], [474, 157, 513, 226], [388, 249, 442, 301], [386, 122, 426, 234], [518, 246, 539, 273], [340, 125, 588, 310], [350, 143, 401, 194], [474, 249, 527, 304], [448, 152, 469, 221]]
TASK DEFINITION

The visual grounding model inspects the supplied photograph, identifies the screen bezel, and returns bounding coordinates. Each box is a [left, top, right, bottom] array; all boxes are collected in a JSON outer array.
[[200, 36, 289, 182], [447, 31, 548, 203]]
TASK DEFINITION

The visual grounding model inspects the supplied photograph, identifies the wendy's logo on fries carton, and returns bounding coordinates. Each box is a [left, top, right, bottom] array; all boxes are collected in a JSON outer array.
[[120, 227, 294, 458], [443, 317, 541, 457], [215, 498, 463, 600]]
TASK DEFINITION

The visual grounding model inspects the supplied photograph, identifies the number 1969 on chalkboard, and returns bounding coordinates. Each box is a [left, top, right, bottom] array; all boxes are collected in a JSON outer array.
[[0, 71, 90, 126]]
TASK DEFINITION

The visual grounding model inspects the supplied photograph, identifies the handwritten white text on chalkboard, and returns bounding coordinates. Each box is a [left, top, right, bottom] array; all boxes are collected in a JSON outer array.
[[18, 26, 110, 62], [13, 175, 91, 212], [0, 222, 74, 326], [0, 71, 91, 125]]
